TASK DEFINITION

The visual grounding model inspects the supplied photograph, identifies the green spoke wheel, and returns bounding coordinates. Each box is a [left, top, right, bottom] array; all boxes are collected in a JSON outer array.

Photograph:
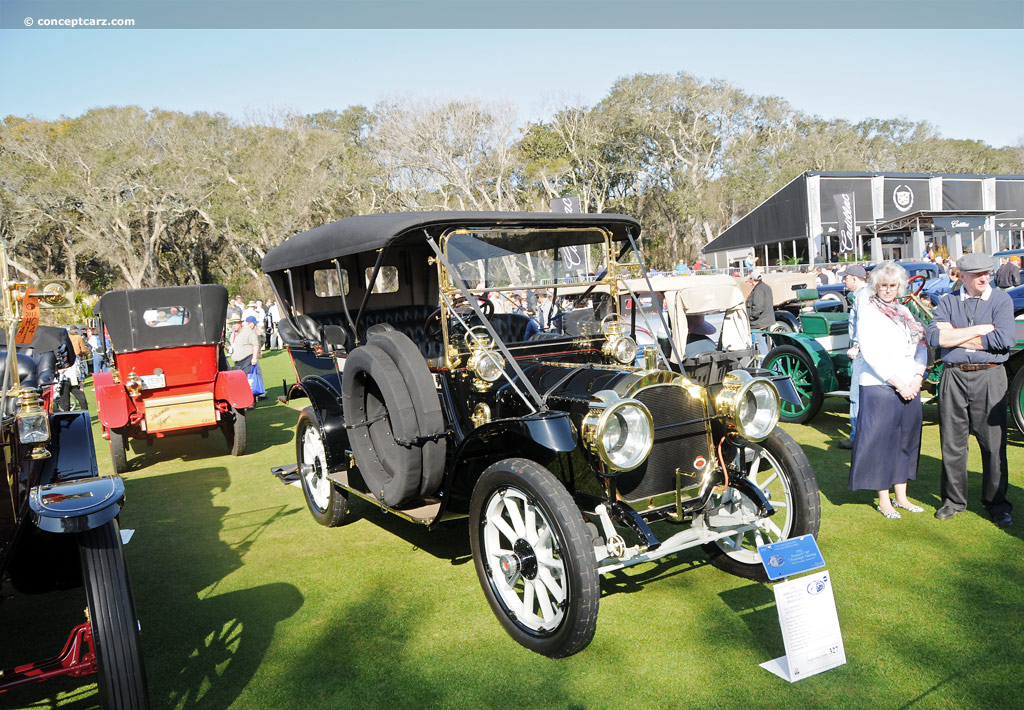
[[1010, 365, 1024, 436], [762, 344, 823, 424]]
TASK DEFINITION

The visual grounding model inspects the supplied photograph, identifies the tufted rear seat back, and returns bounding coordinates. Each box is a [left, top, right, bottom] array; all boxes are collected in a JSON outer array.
[[304, 308, 538, 365]]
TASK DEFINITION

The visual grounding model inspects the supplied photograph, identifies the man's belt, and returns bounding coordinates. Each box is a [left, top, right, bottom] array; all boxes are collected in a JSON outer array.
[[947, 362, 1001, 371]]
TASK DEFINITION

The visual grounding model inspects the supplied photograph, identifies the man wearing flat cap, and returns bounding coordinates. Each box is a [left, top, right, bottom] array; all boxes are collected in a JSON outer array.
[[925, 252, 1015, 528]]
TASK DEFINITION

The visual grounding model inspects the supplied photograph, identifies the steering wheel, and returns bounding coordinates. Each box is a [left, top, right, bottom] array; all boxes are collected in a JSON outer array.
[[424, 295, 495, 339], [907, 274, 927, 297]]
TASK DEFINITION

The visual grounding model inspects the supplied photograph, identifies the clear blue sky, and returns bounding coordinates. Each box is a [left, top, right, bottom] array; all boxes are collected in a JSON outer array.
[[2, 29, 1022, 148]]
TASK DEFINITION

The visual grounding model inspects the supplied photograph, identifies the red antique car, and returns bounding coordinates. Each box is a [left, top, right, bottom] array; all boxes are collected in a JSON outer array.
[[93, 285, 253, 473]]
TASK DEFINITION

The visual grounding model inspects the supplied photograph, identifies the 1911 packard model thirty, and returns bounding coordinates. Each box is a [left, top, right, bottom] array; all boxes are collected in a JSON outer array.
[[265, 212, 820, 657], [0, 246, 148, 707], [93, 285, 254, 473]]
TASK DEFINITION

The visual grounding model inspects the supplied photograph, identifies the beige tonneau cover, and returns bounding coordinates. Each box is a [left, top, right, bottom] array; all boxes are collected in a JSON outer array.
[[615, 275, 753, 360], [759, 272, 816, 305]]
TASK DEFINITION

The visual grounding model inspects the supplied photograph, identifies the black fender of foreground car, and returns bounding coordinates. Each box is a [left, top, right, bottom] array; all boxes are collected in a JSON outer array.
[[447, 410, 580, 498], [29, 476, 125, 534], [288, 376, 349, 472], [27, 412, 126, 534]]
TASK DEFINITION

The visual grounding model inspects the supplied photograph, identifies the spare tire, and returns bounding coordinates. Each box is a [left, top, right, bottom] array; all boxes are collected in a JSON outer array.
[[367, 327, 447, 497], [342, 344, 421, 506]]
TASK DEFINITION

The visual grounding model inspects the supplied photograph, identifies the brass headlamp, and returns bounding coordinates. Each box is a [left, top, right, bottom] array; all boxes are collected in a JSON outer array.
[[714, 370, 780, 442], [581, 390, 654, 472]]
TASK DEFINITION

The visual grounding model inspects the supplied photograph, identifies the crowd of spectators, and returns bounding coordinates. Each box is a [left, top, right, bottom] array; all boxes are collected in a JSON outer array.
[[796, 252, 1017, 529]]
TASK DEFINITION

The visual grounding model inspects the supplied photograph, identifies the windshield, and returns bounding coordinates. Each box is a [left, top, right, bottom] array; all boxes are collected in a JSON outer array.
[[444, 228, 611, 291]]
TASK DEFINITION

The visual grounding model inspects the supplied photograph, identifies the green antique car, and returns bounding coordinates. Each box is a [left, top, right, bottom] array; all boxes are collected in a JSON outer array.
[[763, 288, 1024, 435], [760, 311, 853, 423]]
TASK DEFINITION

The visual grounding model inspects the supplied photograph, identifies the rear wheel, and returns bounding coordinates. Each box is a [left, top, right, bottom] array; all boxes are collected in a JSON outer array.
[[703, 428, 820, 582], [1010, 366, 1024, 436], [79, 519, 149, 709], [762, 344, 823, 423], [109, 428, 129, 474], [296, 407, 347, 526], [470, 458, 599, 658], [223, 406, 247, 456]]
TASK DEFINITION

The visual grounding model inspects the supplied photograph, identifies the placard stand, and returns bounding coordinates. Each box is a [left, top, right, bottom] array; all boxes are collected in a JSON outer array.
[[756, 535, 846, 682]]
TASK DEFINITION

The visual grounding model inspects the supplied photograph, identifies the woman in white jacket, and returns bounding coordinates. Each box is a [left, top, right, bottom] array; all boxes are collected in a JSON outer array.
[[848, 262, 928, 519]]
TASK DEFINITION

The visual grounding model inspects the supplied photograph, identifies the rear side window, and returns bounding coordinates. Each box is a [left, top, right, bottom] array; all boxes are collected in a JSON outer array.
[[366, 266, 399, 294], [314, 269, 349, 297]]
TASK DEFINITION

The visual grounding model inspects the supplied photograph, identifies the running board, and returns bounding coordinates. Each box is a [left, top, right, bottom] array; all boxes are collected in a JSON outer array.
[[326, 470, 465, 526]]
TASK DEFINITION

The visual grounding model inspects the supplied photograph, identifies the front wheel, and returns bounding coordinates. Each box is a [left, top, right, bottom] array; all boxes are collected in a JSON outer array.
[[703, 428, 821, 582], [1010, 366, 1024, 436], [469, 458, 599, 658], [79, 519, 149, 709], [762, 344, 823, 423], [296, 407, 347, 526]]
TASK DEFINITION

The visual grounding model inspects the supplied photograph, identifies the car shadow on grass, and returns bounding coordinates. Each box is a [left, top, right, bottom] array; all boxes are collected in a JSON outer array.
[[113, 401, 298, 470], [341, 495, 474, 565], [599, 550, 710, 598], [122, 466, 304, 710], [717, 583, 784, 659], [283, 587, 586, 710]]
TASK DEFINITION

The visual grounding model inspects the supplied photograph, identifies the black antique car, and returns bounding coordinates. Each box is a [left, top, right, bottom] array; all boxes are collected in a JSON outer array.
[[264, 212, 820, 658], [0, 252, 148, 707]]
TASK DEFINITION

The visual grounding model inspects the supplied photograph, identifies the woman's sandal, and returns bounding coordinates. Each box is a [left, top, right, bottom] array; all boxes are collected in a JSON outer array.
[[893, 500, 924, 513], [876, 505, 901, 519]]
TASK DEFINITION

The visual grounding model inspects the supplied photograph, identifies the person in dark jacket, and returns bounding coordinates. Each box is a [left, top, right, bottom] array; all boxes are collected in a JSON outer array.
[[745, 271, 775, 328], [745, 270, 775, 355], [994, 256, 1021, 289]]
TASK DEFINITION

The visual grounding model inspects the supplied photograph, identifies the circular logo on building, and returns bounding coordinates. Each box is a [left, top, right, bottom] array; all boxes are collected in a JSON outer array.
[[892, 184, 915, 213]]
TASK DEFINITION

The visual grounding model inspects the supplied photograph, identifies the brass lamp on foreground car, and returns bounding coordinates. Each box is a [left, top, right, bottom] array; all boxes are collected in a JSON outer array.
[[264, 211, 820, 659]]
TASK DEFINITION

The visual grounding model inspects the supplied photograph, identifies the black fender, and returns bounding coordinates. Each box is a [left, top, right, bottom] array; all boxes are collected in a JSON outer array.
[[40, 411, 101, 485], [773, 310, 800, 331], [736, 366, 803, 408], [29, 476, 125, 534], [448, 410, 579, 498], [26, 412, 127, 534], [288, 377, 349, 473]]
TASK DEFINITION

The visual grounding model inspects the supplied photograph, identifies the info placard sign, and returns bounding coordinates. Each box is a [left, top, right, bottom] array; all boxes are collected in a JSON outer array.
[[761, 571, 846, 682], [757, 534, 825, 581]]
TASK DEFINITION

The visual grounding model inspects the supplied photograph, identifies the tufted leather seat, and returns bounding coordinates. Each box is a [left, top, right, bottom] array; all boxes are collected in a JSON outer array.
[[305, 308, 539, 365]]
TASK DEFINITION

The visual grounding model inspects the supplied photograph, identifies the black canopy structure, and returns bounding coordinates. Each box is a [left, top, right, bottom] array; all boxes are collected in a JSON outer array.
[[261, 211, 642, 274], [867, 209, 1003, 234], [95, 285, 229, 353], [703, 171, 1024, 267]]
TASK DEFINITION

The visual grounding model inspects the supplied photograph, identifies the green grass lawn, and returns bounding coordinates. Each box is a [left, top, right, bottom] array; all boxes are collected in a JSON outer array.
[[4, 349, 1023, 709]]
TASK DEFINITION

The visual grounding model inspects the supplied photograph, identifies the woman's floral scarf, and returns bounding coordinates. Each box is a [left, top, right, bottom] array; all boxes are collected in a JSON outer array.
[[870, 295, 925, 345]]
